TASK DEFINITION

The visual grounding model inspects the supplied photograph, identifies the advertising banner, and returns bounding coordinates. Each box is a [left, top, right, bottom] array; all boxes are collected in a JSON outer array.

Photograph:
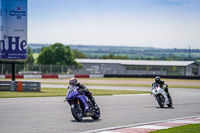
[[0, 0, 27, 61]]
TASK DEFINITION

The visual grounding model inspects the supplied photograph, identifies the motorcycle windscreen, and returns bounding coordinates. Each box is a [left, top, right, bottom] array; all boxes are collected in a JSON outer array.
[[68, 85, 75, 92], [152, 83, 160, 88]]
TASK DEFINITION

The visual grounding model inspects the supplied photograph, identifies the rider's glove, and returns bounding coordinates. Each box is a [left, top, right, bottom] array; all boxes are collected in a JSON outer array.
[[76, 83, 80, 86], [76, 83, 85, 88]]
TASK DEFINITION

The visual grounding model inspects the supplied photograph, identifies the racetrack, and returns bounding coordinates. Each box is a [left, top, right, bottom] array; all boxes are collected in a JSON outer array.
[[0, 87, 200, 133]]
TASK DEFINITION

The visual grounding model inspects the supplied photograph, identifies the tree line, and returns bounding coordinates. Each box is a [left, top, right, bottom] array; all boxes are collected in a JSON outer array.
[[1, 43, 199, 66]]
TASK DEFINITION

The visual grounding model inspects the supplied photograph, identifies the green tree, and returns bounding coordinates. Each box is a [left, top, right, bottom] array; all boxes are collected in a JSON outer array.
[[37, 43, 79, 66], [72, 49, 87, 58], [25, 47, 34, 65], [100, 53, 129, 59]]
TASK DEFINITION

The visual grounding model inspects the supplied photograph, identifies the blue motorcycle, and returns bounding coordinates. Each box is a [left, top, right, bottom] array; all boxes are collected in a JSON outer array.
[[66, 85, 100, 121]]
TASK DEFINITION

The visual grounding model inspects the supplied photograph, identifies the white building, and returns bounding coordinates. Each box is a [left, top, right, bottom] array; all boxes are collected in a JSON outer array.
[[75, 59, 199, 76]]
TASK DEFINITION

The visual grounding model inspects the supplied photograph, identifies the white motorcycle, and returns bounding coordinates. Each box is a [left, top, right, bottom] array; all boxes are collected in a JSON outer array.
[[151, 83, 173, 108]]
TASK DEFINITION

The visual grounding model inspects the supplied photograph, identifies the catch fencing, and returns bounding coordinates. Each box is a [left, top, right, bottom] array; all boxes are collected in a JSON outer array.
[[0, 64, 82, 75], [0, 63, 199, 77]]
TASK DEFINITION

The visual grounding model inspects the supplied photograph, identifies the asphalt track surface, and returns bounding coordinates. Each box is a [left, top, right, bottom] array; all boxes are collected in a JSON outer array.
[[0, 86, 200, 133]]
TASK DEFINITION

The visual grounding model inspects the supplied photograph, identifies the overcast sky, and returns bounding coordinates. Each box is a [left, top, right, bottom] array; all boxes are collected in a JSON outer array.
[[28, 0, 200, 49]]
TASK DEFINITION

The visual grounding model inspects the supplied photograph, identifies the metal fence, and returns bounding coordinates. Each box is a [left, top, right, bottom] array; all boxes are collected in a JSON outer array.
[[0, 64, 81, 75], [0, 63, 199, 76]]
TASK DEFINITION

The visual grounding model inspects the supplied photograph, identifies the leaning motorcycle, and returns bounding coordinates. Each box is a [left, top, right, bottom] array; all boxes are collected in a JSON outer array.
[[65, 85, 100, 121], [151, 83, 173, 108]]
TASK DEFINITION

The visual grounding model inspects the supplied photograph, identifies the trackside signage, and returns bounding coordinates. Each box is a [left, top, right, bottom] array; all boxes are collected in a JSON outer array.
[[0, 0, 27, 61]]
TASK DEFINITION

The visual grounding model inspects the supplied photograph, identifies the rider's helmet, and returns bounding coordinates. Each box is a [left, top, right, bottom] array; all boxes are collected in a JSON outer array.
[[69, 78, 78, 85], [155, 76, 161, 83]]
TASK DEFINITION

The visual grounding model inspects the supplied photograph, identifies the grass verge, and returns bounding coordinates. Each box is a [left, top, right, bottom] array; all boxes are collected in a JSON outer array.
[[40, 82, 200, 89], [1, 78, 200, 89], [83, 83, 200, 89], [0, 88, 149, 98], [150, 123, 200, 133]]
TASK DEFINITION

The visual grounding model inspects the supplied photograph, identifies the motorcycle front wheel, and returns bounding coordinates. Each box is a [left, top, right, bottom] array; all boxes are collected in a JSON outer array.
[[71, 104, 83, 121], [156, 95, 164, 108]]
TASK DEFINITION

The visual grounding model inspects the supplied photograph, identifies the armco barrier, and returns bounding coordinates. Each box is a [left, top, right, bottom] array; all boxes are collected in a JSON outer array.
[[0, 81, 11, 91], [24, 75, 42, 79], [89, 74, 104, 78], [21, 81, 41, 92], [5, 75, 24, 79], [75, 75, 90, 78], [0, 75, 5, 79], [58, 75, 74, 79], [10, 81, 41, 92], [42, 75, 58, 78]]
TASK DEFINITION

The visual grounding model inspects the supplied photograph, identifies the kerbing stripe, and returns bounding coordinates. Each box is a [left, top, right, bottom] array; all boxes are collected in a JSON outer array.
[[98, 131, 121, 133], [81, 116, 200, 133]]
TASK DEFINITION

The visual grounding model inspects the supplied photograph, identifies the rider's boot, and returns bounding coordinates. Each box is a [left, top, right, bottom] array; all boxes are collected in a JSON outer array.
[[87, 92, 99, 110], [167, 93, 172, 103], [91, 97, 99, 110]]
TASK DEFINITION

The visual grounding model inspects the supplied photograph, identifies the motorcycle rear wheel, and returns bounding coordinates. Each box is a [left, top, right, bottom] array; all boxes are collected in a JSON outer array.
[[71, 104, 83, 121], [156, 95, 164, 108], [92, 109, 100, 120], [167, 99, 173, 107]]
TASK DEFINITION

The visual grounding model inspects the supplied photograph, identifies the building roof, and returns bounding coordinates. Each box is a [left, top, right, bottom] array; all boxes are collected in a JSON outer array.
[[75, 59, 195, 67]]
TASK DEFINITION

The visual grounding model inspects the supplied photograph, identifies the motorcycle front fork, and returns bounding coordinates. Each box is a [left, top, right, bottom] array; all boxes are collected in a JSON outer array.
[[77, 99, 82, 113]]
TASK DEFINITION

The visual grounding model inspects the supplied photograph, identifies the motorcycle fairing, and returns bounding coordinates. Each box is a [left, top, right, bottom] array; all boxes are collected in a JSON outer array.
[[77, 95, 90, 113], [153, 87, 169, 105]]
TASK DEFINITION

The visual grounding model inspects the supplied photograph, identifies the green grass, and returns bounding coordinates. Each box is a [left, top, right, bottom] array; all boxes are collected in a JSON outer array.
[[39, 82, 200, 89], [150, 123, 200, 133], [0, 88, 149, 98], [1, 78, 200, 89], [84, 83, 200, 89], [91, 89, 149, 96]]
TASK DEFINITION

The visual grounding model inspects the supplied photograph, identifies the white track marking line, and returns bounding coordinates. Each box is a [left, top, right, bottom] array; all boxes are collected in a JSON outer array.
[[131, 125, 170, 130], [113, 94, 149, 96], [97, 131, 121, 133], [169, 120, 200, 124]]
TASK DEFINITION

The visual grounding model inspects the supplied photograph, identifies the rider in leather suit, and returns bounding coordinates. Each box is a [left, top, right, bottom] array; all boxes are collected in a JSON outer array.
[[153, 76, 172, 102], [68, 78, 99, 109]]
